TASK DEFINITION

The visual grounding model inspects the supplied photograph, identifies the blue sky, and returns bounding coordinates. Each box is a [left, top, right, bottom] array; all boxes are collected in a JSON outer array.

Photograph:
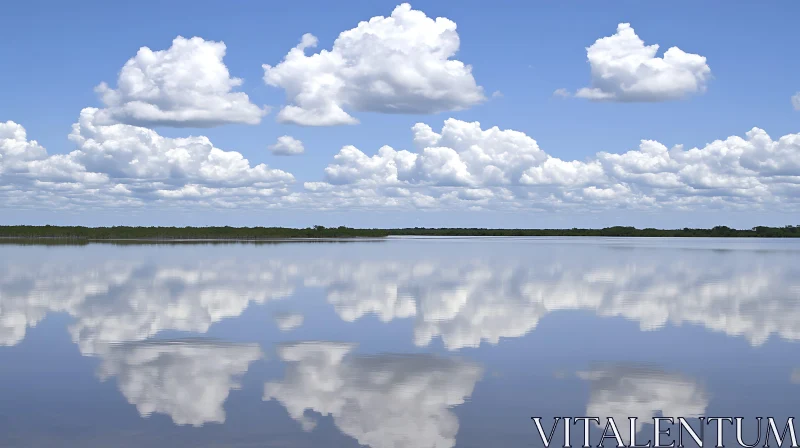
[[1, 0, 799, 228]]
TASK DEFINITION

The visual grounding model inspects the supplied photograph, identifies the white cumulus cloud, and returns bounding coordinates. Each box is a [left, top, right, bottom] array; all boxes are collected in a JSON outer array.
[[269, 136, 305, 155], [70, 108, 293, 191], [306, 118, 800, 212], [5, 115, 800, 213], [574, 23, 711, 102], [0, 113, 294, 210], [262, 3, 485, 126], [95, 36, 267, 127], [321, 118, 548, 187], [793, 93, 800, 111], [0, 121, 47, 166]]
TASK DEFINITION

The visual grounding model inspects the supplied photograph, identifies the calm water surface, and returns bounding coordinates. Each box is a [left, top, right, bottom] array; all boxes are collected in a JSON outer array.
[[1, 237, 799, 447]]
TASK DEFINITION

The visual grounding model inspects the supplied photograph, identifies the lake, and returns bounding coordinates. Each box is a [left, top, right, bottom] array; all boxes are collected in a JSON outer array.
[[1, 237, 799, 447]]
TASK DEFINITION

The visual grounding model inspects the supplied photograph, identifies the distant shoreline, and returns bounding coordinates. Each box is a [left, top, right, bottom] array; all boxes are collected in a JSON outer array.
[[0, 225, 798, 240]]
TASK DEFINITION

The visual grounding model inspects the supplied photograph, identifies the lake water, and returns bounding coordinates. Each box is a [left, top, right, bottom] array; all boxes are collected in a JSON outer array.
[[1, 237, 799, 447]]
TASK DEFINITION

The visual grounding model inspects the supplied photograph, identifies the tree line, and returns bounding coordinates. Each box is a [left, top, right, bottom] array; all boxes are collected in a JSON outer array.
[[0, 225, 388, 240], [0, 225, 799, 240], [385, 225, 800, 237]]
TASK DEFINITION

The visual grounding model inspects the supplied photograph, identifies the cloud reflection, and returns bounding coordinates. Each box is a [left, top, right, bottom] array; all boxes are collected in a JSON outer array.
[[0, 258, 295, 351], [1, 245, 799, 352], [264, 341, 483, 448], [0, 243, 793, 436], [577, 364, 709, 442], [274, 312, 305, 331], [98, 340, 262, 426], [791, 368, 800, 384], [305, 257, 800, 349]]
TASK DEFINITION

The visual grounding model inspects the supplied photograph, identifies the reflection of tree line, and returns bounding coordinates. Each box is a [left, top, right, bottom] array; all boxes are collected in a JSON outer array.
[[0, 239, 383, 246]]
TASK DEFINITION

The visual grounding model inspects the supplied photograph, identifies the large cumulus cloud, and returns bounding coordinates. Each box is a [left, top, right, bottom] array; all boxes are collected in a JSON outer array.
[[262, 3, 485, 126], [0, 120, 114, 208], [95, 36, 267, 127], [0, 113, 294, 209], [306, 118, 800, 212], [70, 108, 293, 191], [0, 121, 48, 166], [5, 113, 800, 212]]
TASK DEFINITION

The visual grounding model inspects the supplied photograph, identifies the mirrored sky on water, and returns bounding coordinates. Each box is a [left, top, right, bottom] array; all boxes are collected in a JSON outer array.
[[1, 237, 799, 447]]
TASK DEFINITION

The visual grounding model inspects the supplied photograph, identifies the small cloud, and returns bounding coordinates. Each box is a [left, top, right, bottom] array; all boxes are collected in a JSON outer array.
[[491, 90, 503, 99], [792, 93, 800, 111], [274, 312, 304, 331], [303, 181, 334, 192], [553, 88, 571, 98], [573, 23, 711, 102], [269, 136, 305, 156]]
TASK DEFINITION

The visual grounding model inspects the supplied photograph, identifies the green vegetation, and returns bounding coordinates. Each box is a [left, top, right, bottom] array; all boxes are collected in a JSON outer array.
[[0, 225, 799, 241], [0, 225, 389, 240], [386, 225, 800, 238], [0, 239, 370, 247]]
